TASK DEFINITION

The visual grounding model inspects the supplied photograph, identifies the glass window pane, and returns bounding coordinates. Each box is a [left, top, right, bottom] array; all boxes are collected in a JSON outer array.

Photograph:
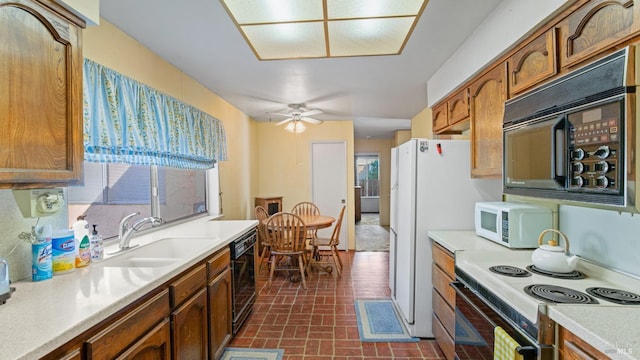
[[158, 166, 207, 223], [355, 155, 379, 197]]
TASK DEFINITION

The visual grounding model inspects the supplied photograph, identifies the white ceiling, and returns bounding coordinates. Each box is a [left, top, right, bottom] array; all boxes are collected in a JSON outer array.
[[99, 0, 503, 139]]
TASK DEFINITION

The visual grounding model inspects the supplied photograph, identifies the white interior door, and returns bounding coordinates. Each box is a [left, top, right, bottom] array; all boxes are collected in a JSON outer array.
[[311, 141, 347, 250]]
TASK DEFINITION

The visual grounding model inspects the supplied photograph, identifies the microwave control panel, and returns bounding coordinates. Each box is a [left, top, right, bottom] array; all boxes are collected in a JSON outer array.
[[567, 101, 621, 193]]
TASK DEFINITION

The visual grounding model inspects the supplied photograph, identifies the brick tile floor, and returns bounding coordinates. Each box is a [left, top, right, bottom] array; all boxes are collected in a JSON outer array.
[[230, 251, 445, 359]]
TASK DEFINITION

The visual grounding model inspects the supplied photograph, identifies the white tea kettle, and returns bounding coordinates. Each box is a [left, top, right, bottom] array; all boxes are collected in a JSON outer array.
[[531, 229, 579, 273]]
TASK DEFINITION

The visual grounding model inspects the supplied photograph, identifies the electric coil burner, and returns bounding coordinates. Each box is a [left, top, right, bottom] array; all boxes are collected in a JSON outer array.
[[526, 265, 585, 279], [489, 265, 531, 277], [586, 287, 640, 305], [524, 284, 598, 304]]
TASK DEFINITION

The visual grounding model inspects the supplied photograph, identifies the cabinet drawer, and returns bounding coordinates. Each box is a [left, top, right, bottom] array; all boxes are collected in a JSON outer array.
[[432, 264, 455, 306], [433, 314, 455, 360], [433, 290, 455, 338], [558, 325, 608, 360], [207, 247, 230, 280], [117, 318, 171, 360], [170, 264, 207, 308], [86, 289, 170, 360], [432, 243, 455, 278]]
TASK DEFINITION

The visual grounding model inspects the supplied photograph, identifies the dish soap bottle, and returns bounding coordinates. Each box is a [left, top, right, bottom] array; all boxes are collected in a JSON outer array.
[[90, 225, 103, 263], [72, 215, 91, 268]]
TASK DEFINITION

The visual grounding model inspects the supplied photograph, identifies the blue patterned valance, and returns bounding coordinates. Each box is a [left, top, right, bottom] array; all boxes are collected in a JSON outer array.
[[82, 58, 227, 169]]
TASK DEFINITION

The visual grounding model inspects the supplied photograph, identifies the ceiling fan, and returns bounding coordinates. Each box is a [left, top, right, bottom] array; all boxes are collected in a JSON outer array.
[[268, 104, 323, 133]]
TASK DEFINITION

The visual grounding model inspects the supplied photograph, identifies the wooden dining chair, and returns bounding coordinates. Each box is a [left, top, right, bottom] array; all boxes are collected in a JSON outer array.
[[291, 201, 321, 246], [308, 206, 345, 277], [265, 212, 308, 290], [255, 205, 271, 272]]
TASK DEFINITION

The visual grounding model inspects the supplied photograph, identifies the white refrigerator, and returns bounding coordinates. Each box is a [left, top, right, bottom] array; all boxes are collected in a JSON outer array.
[[389, 139, 502, 338]]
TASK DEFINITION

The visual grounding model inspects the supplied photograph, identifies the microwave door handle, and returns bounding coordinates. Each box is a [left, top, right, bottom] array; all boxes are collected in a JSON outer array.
[[553, 116, 567, 187]]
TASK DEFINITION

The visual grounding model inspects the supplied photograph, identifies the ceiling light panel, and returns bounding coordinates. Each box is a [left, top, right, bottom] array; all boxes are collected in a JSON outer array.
[[326, 0, 425, 19], [242, 22, 326, 60], [221, 0, 324, 24], [329, 18, 414, 57], [220, 0, 427, 60]]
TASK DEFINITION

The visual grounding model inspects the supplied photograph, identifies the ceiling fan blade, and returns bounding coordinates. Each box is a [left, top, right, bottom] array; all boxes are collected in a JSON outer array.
[[275, 118, 293, 125], [300, 117, 323, 125], [300, 109, 323, 117], [267, 112, 293, 117]]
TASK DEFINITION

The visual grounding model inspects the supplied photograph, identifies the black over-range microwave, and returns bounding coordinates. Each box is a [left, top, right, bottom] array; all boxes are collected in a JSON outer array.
[[502, 46, 637, 209]]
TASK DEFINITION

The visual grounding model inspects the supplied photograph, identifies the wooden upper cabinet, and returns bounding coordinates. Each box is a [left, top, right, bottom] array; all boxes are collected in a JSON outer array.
[[448, 89, 470, 125], [469, 64, 506, 178], [560, 0, 640, 68], [432, 102, 448, 133], [0, 0, 84, 188], [433, 89, 470, 135], [508, 29, 558, 97]]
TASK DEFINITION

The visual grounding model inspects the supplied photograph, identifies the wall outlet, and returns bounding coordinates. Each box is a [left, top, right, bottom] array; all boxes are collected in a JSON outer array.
[[12, 188, 65, 218]]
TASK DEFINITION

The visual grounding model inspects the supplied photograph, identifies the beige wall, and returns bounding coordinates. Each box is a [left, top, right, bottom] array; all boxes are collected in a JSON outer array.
[[354, 138, 393, 226], [394, 130, 411, 147], [83, 20, 257, 221], [54, 0, 100, 25], [411, 107, 433, 139], [256, 121, 356, 249]]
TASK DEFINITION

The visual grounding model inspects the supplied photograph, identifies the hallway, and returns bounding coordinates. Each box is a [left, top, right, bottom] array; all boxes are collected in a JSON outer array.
[[230, 251, 444, 359], [355, 213, 390, 252]]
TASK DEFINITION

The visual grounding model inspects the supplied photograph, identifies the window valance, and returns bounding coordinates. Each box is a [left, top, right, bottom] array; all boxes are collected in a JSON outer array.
[[82, 58, 227, 169]]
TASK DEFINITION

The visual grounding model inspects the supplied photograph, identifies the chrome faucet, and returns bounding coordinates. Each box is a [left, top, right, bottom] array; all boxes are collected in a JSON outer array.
[[117, 212, 163, 251]]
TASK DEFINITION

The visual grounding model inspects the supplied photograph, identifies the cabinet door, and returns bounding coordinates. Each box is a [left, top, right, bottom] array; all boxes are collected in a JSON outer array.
[[448, 89, 469, 125], [432, 102, 449, 133], [508, 29, 558, 96], [469, 64, 506, 178], [0, 0, 84, 188], [560, 0, 640, 68], [117, 319, 171, 360], [208, 267, 233, 360], [172, 288, 209, 360]]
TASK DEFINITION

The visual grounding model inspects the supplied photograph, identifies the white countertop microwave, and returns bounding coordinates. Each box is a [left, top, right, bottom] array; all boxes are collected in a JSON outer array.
[[475, 202, 553, 248]]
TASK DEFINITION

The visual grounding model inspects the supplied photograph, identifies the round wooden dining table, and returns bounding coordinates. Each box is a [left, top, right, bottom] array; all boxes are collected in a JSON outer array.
[[260, 214, 336, 281], [260, 214, 335, 230]]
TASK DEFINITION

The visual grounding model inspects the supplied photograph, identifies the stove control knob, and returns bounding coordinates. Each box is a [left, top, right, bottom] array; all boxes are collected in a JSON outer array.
[[594, 161, 611, 173], [596, 176, 610, 188], [572, 162, 584, 174], [572, 148, 585, 161], [572, 176, 584, 187], [592, 145, 611, 159]]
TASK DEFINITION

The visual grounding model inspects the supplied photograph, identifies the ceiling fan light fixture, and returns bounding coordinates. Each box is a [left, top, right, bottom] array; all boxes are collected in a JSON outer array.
[[284, 120, 306, 134]]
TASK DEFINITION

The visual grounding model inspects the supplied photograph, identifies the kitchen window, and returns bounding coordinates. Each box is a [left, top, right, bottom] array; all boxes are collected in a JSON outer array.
[[68, 162, 211, 239]]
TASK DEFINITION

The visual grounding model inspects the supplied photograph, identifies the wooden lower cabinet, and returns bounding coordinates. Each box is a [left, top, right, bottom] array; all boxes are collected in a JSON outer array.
[[43, 243, 237, 360], [118, 319, 172, 360], [172, 288, 209, 359], [431, 241, 456, 360], [558, 325, 609, 360], [208, 267, 233, 359], [86, 290, 171, 360]]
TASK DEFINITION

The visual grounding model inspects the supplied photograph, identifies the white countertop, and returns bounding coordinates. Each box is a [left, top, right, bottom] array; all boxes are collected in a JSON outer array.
[[0, 216, 257, 360], [428, 230, 640, 360]]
